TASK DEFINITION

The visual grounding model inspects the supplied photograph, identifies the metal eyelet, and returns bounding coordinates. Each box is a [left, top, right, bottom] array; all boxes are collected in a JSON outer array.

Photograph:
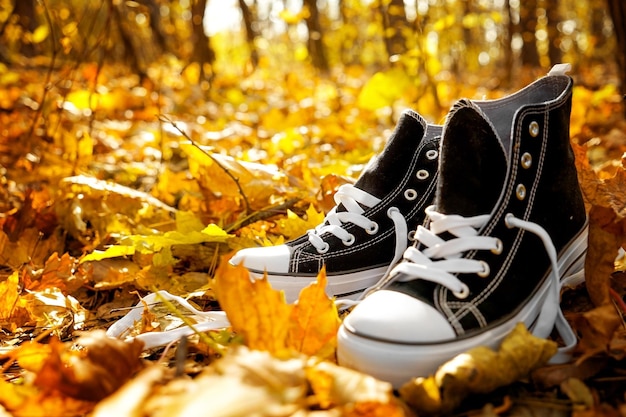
[[491, 239, 503, 255], [477, 261, 490, 277], [408, 230, 416, 241], [529, 121, 540, 137], [426, 149, 438, 160], [416, 169, 429, 180], [453, 284, 470, 299], [317, 242, 330, 254], [521, 152, 532, 169], [342, 234, 355, 246], [366, 222, 379, 235], [516, 184, 526, 200], [404, 189, 418, 200]]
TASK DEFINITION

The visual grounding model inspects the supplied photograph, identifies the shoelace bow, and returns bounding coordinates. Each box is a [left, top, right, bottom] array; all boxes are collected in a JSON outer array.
[[307, 184, 408, 275], [341, 204, 577, 362]]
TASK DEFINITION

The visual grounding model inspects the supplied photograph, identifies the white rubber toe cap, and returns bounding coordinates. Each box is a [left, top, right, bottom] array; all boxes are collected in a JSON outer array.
[[229, 245, 292, 274], [342, 290, 455, 343]]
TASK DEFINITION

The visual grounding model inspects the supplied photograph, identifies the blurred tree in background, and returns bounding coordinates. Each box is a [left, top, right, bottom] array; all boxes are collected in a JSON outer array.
[[0, 0, 620, 81], [0, 0, 626, 182]]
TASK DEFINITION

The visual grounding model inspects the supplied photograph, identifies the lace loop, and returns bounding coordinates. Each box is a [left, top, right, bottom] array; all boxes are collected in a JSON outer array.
[[307, 186, 408, 271]]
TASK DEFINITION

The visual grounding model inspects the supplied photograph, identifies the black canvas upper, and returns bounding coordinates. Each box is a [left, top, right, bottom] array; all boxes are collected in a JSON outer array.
[[387, 75, 587, 338], [283, 111, 442, 276]]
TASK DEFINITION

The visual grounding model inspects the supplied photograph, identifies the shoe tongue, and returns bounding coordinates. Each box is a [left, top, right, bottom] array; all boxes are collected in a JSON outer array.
[[354, 110, 427, 199], [435, 99, 508, 217]]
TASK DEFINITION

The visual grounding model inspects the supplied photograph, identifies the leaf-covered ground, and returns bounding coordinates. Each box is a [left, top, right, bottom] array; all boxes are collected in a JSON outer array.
[[1, 54, 626, 416]]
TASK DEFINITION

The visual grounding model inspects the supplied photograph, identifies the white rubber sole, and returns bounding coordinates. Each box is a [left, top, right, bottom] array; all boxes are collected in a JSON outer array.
[[247, 266, 388, 303], [337, 225, 588, 388]]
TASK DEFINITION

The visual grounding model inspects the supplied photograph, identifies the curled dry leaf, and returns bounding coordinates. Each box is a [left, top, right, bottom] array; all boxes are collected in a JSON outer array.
[[56, 175, 177, 247], [0, 331, 143, 416], [573, 142, 626, 306], [33, 330, 145, 402], [569, 303, 623, 358], [399, 323, 557, 415], [92, 347, 405, 417]]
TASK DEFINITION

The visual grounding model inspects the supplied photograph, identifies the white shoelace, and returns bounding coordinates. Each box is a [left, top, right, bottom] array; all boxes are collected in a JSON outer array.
[[346, 205, 577, 360], [307, 185, 409, 277]]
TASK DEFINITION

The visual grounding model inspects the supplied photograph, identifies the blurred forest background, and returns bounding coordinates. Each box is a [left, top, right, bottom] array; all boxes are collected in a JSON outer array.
[[0, 0, 625, 252]]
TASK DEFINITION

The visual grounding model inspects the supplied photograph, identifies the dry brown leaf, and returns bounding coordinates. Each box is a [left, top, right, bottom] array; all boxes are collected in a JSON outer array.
[[399, 323, 557, 415], [569, 303, 623, 357], [0, 378, 95, 417], [22, 252, 86, 294], [573, 142, 626, 306], [34, 330, 145, 402], [56, 175, 177, 248], [585, 206, 624, 306], [91, 365, 171, 417], [93, 347, 405, 417], [305, 359, 404, 415]]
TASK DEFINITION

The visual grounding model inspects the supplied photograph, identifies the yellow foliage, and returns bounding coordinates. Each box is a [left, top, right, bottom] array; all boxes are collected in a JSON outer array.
[[213, 260, 293, 354], [357, 68, 412, 111], [274, 204, 326, 240], [214, 259, 341, 359]]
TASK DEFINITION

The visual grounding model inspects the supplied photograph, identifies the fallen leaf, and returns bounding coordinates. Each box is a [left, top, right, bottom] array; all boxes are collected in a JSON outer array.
[[273, 205, 325, 240], [213, 258, 293, 354], [560, 378, 595, 407], [569, 303, 622, 358], [585, 205, 623, 306], [34, 330, 145, 401], [286, 267, 341, 360], [22, 252, 86, 294], [90, 365, 171, 417], [399, 323, 557, 415]]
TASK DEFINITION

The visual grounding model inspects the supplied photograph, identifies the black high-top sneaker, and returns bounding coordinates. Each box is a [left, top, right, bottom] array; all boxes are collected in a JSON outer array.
[[231, 110, 442, 302], [337, 65, 588, 388]]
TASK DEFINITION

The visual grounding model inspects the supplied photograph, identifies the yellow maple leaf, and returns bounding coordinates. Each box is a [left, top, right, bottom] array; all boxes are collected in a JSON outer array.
[[274, 204, 326, 240], [287, 267, 341, 359], [0, 271, 20, 321], [213, 259, 293, 354], [215, 257, 340, 358]]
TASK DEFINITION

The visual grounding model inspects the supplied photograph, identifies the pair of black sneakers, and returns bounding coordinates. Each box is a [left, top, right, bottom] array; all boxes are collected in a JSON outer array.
[[231, 64, 588, 388]]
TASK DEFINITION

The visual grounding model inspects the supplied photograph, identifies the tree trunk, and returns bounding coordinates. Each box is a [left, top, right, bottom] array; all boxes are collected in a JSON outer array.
[[238, 0, 259, 67], [607, 0, 626, 114], [502, 0, 515, 86], [380, 0, 408, 58], [545, 0, 562, 65], [190, 0, 215, 78], [519, 0, 539, 67], [12, 0, 39, 58], [302, 0, 329, 72]]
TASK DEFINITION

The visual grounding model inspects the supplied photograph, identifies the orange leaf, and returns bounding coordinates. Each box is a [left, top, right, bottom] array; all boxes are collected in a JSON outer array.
[[34, 331, 145, 402], [287, 267, 341, 359], [585, 206, 624, 306], [0, 271, 20, 321], [569, 303, 622, 358], [22, 252, 85, 294], [213, 258, 293, 354], [573, 142, 626, 306]]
